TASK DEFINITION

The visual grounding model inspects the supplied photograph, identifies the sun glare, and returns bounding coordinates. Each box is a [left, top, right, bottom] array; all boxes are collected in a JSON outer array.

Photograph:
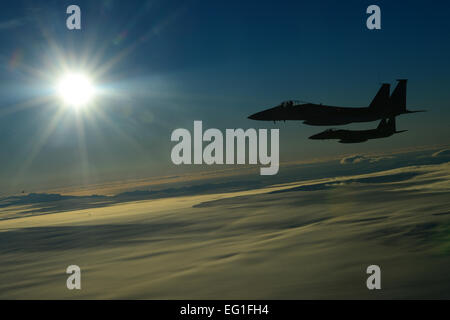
[[57, 73, 95, 108]]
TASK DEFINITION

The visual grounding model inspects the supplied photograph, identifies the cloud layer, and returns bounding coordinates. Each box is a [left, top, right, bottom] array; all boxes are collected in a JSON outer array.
[[340, 154, 396, 164]]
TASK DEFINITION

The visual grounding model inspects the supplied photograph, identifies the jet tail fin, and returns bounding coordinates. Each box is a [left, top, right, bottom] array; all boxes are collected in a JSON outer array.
[[387, 116, 407, 134], [387, 116, 396, 130], [390, 79, 407, 113], [378, 117, 397, 131], [376, 118, 387, 129], [369, 83, 390, 109]]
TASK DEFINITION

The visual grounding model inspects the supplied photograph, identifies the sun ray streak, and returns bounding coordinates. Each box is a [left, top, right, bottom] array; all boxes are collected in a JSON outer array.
[[75, 112, 90, 186], [89, 105, 145, 153], [12, 107, 66, 190], [0, 95, 53, 119]]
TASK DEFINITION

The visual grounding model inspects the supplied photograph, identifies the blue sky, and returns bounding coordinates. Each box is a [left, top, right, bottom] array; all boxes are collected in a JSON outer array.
[[0, 0, 449, 193]]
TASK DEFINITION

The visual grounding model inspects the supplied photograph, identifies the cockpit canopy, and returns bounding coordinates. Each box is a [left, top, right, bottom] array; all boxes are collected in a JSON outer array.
[[279, 100, 303, 107]]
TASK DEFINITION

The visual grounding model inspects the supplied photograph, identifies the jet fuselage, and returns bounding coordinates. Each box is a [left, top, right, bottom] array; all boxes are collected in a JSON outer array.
[[308, 117, 407, 143], [248, 102, 408, 126], [248, 80, 424, 126]]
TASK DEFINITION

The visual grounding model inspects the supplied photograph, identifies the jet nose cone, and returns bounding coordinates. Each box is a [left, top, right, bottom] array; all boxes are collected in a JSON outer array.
[[248, 105, 281, 121], [309, 131, 328, 140], [248, 112, 261, 120]]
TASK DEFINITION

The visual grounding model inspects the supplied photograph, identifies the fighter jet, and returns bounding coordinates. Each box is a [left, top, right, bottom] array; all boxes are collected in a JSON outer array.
[[308, 117, 407, 143], [248, 80, 425, 126]]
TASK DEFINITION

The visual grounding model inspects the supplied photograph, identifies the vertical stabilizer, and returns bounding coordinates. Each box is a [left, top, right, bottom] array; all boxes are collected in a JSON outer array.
[[387, 116, 396, 131], [390, 79, 407, 113], [369, 83, 390, 109], [376, 118, 388, 130]]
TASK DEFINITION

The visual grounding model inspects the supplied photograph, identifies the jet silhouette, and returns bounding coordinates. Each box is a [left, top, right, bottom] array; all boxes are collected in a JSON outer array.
[[309, 117, 407, 143], [248, 80, 425, 126]]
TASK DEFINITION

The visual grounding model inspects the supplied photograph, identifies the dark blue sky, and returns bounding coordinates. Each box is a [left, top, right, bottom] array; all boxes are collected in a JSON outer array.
[[0, 0, 449, 193]]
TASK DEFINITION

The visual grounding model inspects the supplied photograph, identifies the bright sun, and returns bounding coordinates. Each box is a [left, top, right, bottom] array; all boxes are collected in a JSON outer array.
[[57, 73, 95, 108]]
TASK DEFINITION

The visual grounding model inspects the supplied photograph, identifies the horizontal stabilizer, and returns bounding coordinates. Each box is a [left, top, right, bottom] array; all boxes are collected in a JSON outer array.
[[405, 109, 426, 113]]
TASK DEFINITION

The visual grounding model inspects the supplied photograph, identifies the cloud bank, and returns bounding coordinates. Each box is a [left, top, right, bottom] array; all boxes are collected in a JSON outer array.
[[432, 149, 450, 158], [340, 154, 396, 165]]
